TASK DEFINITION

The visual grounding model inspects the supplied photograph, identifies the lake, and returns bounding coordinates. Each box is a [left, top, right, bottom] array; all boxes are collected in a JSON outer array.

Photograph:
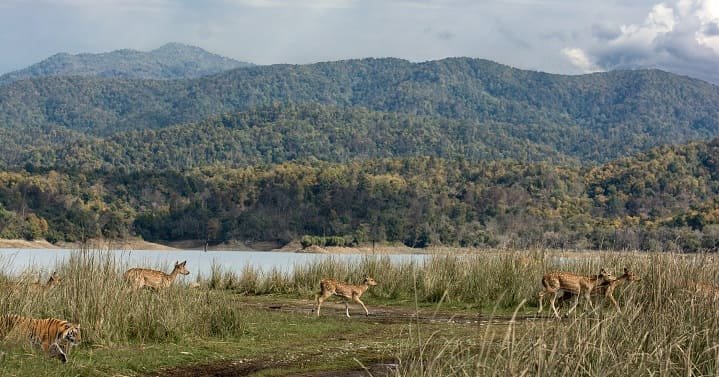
[[0, 248, 429, 279]]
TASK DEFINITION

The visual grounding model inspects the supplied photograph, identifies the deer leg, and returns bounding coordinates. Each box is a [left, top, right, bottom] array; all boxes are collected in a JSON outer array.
[[549, 291, 561, 319], [566, 291, 581, 316], [605, 289, 621, 313], [584, 290, 594, 312], [353, 295, 370, 316], [537, 290, 545, 314], [344, 299, 351, 318], [316, 298, 322, 316], [316, 292, 330, 317]]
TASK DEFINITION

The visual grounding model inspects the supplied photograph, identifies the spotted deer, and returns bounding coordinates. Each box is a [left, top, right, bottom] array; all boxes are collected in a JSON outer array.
[[314, 276, 378, 317], [124, 261, 190, 290], [557, 267, 641, 312], [686, 280, 719, 301], [32, 271, 62, 290], [537, 268, 615, 318], [3, 271, 61, 292]]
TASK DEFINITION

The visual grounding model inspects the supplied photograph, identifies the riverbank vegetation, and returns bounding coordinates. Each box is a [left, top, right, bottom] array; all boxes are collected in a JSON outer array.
[[3, 137, 719, 251], [1, 248, 717, 375]]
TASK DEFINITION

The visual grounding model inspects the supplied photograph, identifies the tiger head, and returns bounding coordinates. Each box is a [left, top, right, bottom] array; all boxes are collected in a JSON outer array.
[[61, 323, 81, 346]]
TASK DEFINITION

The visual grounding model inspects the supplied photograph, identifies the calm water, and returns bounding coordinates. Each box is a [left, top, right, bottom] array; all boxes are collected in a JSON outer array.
[[0, 248, 428, 279]]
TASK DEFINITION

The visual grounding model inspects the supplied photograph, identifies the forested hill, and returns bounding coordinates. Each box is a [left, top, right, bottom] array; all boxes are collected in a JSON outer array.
[[2, 138, 719, 251], [0, 43, 251, 85], [15, 104, 574, 172], [1, 58, 718, 165]]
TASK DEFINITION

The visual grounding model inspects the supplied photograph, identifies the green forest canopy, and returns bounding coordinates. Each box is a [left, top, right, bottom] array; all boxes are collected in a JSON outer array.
[[2, 138, 719, 251], [2, 56, 719, 251]]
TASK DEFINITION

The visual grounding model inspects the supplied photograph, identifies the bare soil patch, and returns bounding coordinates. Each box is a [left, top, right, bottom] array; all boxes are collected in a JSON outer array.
[[147, 359, 396, 377]]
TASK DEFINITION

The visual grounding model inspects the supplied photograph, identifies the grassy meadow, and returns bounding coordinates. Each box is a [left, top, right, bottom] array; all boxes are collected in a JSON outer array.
[[0, 247, 718, 376]]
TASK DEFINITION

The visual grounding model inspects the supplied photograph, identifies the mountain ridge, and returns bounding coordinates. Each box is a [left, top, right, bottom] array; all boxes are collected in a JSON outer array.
[[0, 43, 252, 84], [0, 56, 717, 166]]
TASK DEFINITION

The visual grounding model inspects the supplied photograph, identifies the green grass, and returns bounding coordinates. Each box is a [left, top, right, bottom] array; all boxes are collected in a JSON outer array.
[[0, 306, 408, 377], [1, 247, 719, 376]]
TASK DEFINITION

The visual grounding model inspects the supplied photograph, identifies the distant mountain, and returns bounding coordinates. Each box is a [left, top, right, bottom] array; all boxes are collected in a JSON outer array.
[[0, 57, 718, 167], [0, 43, 252, 84]]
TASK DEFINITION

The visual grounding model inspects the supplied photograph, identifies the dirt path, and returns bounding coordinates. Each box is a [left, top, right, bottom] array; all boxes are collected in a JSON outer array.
[[148, 360, 398, 377], [245, 297, 542, 325], [144, 297, 545, 377]]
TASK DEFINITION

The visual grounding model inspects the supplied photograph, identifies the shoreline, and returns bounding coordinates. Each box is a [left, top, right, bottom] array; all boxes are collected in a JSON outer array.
[[0, 238, 436, 254], [0, 238, 176, 251], [0, 238, 654, 257]]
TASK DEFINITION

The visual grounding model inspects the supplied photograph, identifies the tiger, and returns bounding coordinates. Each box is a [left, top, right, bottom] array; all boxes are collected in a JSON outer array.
[[0, 314, 81, 363]]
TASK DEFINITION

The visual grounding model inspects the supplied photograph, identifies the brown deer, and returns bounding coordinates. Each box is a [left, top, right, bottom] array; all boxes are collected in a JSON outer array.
[[686, 280, 719, 301], [557, 267, 642, 313], [314, 276, 378, 317], [537, 268, 615, 318], [3, 271, 61, 292], [124, 261, 190, 290], [31, 271, 62, 290]]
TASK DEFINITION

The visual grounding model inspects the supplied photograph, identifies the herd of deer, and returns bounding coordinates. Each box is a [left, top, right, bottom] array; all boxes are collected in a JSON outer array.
[[8, 259, 719, 319], [315, 267, 647, 319]]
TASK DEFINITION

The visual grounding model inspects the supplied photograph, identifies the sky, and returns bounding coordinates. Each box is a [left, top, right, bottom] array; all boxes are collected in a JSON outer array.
[[0, 0, 717, 84]]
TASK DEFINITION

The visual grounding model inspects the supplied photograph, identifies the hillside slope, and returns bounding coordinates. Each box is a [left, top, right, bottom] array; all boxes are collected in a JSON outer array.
[[0, 58, 717, 165]]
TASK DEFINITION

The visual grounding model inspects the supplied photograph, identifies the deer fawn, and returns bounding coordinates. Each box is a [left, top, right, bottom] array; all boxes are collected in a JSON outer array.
[[314, 276, 378, 317], [686, 280, 719, 301], [124, 261, 190, 290], [3, 271, 61, 292], [557, 268, 641, 313], [31, 271, 62, 290], [537, 268, 615, 318]]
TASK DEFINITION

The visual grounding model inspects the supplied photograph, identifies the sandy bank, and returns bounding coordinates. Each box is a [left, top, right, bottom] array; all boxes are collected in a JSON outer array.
[[0, 237, 515, 255], [0, 237, 176, 251], [0, 239, 61, 249]]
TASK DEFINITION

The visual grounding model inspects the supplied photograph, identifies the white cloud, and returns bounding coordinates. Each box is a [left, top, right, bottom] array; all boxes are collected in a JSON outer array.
[[561, 47, 601, 73], [692, 0, 719, 53], [566, 0, 719, 84]]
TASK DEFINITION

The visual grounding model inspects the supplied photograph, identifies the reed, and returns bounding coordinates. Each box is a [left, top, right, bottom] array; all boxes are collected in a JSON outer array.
[[395, 251, 719, 376], [0, 247, 250, 346], [2, 246, 717, 375]]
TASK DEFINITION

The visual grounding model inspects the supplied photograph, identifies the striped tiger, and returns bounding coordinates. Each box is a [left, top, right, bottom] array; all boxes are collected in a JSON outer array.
[[0, 314, 81, 363]]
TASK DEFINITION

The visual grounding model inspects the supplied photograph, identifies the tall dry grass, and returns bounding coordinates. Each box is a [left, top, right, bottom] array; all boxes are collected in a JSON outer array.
[[2, 246, 718, 375], [395, 251, 719, 376], [0, 247, 251, 347]]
